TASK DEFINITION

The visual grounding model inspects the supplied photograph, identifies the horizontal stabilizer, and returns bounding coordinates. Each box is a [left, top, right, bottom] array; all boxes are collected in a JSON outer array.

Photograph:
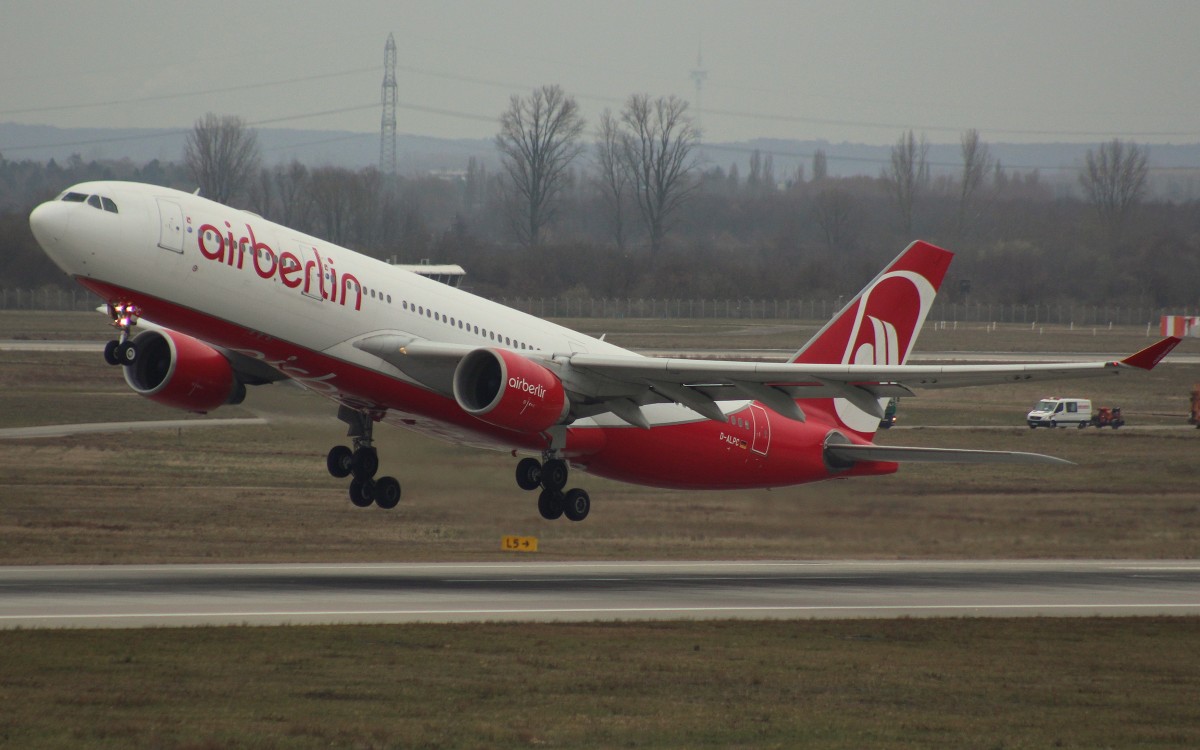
[[826, 443, 1073, 466]]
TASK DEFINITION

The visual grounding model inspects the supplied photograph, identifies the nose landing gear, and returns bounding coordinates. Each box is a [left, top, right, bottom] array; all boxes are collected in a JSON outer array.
[[103, 302, 141, 366], [516, 456, 591, 522]]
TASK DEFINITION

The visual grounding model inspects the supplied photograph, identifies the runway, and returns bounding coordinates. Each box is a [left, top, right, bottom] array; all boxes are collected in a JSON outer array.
[[1, 560, 1197, 629]]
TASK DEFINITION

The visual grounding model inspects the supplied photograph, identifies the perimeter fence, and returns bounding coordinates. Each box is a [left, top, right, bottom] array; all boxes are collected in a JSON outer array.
[[1, 286, 1187, 328]]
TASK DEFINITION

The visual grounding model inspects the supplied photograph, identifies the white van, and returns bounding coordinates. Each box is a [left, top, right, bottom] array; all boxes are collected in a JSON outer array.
[[1027, 398, 1092, 428]]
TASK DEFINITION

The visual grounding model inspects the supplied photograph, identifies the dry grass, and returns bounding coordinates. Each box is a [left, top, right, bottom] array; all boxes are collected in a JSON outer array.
[[0, 618, 1197, 749]]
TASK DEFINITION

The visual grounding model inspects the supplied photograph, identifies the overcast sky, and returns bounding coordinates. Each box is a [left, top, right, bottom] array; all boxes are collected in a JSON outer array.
[[3, 0, 1199, 146]]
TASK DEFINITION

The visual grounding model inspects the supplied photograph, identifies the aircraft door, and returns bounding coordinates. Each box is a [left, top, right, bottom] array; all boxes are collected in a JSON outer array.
[[156, 198, 184, 253], [749, 403, 771, 456]]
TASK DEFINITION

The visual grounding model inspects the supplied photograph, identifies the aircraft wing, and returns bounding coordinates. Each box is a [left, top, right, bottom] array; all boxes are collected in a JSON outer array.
[[354, 333, 1180, 426], [557, 336, 1182, 422], [353, 335, 476, 398]]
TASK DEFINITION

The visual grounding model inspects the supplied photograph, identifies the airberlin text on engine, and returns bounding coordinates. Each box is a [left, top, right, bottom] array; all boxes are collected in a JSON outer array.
[[508, 375, 548, 399], [196, 221, 362, 310]]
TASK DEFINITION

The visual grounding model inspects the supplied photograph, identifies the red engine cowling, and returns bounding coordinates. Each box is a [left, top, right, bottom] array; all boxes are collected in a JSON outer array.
[[453, 348, 569, 433], [122, 329, 242, 413]]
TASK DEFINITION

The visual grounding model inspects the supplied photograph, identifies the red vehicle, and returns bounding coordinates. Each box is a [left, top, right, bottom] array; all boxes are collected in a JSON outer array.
[[1091, 406, 1124, 429]]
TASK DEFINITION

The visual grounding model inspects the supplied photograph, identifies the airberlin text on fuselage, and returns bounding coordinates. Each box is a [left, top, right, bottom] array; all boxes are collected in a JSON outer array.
[[197, 221, 362, 310]]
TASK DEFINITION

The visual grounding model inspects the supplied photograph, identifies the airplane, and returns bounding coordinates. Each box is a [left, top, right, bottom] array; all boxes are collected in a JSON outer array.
[[28, 181, 1180, 522]]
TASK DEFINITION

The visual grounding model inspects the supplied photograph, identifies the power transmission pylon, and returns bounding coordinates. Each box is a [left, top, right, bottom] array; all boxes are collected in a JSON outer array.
[[689, 45, 707, 142], [380, 33, 398, 174]]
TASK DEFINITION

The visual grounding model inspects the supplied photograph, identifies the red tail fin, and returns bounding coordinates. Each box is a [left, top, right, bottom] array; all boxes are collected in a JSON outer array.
[[792, 241, 952, 438], [792, 241, 952, 366]]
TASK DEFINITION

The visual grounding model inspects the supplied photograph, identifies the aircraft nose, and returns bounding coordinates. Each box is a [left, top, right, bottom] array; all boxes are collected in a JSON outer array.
[[29, 200, 66, 251]]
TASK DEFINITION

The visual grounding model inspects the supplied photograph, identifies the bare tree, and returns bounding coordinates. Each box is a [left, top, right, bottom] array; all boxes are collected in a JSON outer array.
[[619, 94, 700, 254], [1079, 138, 1149, 244], [957, 128, 994, 238], [184, 113, 261, 205], [812, 149, 828, 181], [274, 161, 313, 233], [885, 130, 929, 236], [595, 109, 633, 249], [814, 187, 856, 255], [495, 85, 586, 246], [306, 167, 365, 247]]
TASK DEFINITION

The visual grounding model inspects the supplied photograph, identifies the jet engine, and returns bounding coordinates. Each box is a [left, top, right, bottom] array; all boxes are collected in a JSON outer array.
[[122, 329, 244, 413], [453, 348, 569, 433]]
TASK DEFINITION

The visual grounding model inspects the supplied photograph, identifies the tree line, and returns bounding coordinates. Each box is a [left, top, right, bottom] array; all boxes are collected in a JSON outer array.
[[2, 87, 1197, 311]]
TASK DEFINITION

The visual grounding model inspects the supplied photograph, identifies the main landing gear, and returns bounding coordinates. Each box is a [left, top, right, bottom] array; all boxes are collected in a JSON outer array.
[[102, 302, 141, 366], [515, 456, 591, 522], [327, 406, 401, 510]]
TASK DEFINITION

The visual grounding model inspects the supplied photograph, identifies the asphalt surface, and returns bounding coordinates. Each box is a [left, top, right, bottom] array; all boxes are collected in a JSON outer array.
[[1, 560, 1197, 629]]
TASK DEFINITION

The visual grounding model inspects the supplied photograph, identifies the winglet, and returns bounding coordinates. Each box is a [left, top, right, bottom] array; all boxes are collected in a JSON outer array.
[[1120, 336, 1181, 370]]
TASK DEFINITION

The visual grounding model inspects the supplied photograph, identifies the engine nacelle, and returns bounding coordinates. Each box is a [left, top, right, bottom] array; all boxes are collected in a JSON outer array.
[[453, 348, 569, 433], [123, 329, 242, 414]]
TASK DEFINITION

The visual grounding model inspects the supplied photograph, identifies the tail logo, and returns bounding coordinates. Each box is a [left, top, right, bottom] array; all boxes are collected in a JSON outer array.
[[853, 316, 900, 366], [834, 270, 937, 433]]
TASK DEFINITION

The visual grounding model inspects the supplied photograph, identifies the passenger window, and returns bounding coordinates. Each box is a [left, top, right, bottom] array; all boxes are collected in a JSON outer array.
[[87, 195, 102, 209], [101, 197, 118, 213]]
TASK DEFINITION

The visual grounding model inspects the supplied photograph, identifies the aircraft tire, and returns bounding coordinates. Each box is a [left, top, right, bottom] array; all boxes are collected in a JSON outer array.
[[349, 477, 375, 508], [541, 459, 568, 492], [374, 477, 401, 509], [103, 340, 121, 366], [515, 458, 542, 491], [563, 488, 590, 522], [351, 446, 379, 479], [538, 488, 564, 520], [327, 445, 354, 478], [117, 340, 137, 364]]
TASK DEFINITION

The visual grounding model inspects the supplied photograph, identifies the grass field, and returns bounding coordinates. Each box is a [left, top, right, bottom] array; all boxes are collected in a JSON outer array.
[[1, 311, 1197, 748], [2, 618, 1198, 749]]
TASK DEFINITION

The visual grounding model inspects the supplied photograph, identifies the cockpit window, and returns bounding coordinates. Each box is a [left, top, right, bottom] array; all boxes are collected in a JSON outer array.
[[61, 192, 87, 203], [87, 195, 102, 209], [101, 197, 118, 213]]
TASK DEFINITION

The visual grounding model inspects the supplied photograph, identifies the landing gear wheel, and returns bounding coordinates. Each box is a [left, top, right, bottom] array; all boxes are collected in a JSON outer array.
[[538, 488, 565, 520], [103, 340, 121, 366], [515, 458, 542, 491], [374, 477, 401, 509], [540, 459, 568, 492], [116, 340, 138, 364], [563, 488, 591, 522], [351, 446, 379, 479], [349, 477, 376, 508], [326, 445, 354, 478]]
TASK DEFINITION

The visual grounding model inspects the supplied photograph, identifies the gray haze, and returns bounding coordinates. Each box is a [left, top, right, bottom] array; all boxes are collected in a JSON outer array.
[[4, 0, 1200, 149]]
